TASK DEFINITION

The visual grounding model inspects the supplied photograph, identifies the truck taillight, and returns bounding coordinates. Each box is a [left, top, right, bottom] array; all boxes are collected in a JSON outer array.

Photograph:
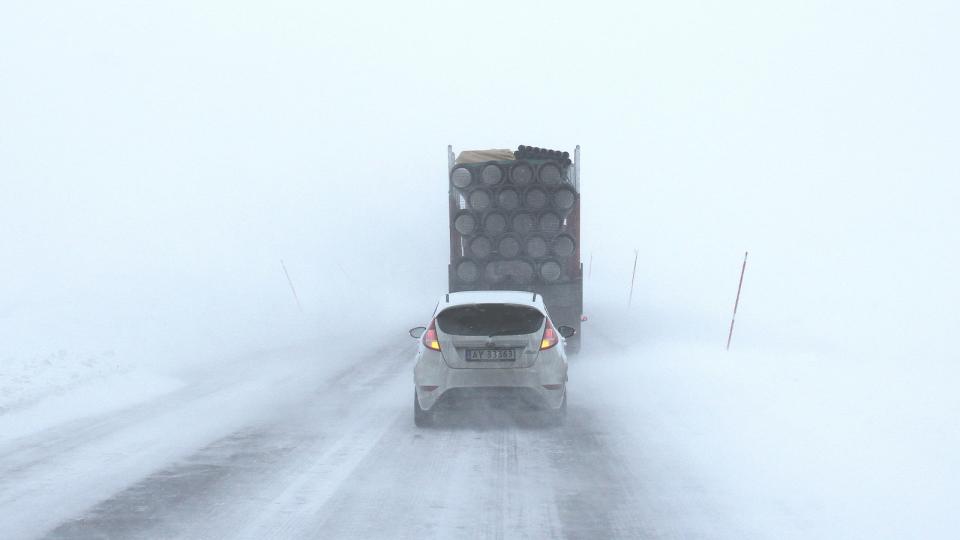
[[540, 320, 559, 350], [423, 319, 441, 351]]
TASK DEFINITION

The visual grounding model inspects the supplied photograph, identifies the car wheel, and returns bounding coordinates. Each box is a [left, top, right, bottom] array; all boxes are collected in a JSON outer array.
[[414, 390, 434, 427]]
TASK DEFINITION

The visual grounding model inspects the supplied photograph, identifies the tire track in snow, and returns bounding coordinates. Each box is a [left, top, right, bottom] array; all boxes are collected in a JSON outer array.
[[39, 340, 413, 540]]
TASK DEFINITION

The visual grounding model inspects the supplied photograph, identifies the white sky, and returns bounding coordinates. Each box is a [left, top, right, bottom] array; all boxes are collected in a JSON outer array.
[[1, 0, 958, 357]]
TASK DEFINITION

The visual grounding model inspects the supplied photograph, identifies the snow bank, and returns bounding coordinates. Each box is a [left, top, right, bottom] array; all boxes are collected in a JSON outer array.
[[0, 348, 126, 413], [0, 371, 183, 442], [579, 300, 960, 539], [0, 278, 423, 430]]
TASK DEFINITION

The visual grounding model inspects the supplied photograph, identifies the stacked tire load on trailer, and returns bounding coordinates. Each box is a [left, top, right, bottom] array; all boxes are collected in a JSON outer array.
[[447, 145, 583, 352]]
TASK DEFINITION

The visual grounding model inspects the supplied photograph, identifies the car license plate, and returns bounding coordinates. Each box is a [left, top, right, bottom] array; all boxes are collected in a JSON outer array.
[[466, 348, 516, 361]]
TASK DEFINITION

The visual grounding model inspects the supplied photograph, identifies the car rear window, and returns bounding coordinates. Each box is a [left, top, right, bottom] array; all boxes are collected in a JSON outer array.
[[437, 304, 545, 336]]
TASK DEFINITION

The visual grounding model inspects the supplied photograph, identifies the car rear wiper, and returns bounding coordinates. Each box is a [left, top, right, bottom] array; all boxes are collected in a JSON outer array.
[[487, 330, 521, 338]]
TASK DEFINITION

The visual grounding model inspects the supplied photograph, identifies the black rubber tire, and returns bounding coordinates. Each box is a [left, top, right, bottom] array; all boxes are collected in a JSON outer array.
[[414, 390, 434, 428]]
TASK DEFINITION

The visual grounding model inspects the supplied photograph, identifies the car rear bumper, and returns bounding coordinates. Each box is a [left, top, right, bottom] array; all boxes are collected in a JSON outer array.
[[425, 386, 560, 411], [414, 351, 566, 411]]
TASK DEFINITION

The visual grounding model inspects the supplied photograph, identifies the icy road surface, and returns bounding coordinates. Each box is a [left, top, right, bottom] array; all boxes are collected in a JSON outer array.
[[0, 328, 741, 540]]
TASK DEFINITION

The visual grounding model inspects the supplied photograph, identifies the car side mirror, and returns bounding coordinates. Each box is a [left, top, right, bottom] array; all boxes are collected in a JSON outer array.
[[409, 326, 426, 339], [557, 325, 576, 338]]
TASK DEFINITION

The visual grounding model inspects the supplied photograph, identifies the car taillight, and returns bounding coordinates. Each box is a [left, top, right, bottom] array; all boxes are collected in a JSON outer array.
[[540, 319, 559, 350], [423, 319, 441, 351]]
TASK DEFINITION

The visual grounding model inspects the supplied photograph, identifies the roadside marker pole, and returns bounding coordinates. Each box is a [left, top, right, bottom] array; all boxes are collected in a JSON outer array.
[[628, 249, 638, 307], [726, 251, 749, 351], [281, 259, 304, 313], [588, 253, 593, 279]]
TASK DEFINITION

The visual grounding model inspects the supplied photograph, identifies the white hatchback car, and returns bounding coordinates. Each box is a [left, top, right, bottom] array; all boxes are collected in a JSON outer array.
[[408, 290, 575, 426]]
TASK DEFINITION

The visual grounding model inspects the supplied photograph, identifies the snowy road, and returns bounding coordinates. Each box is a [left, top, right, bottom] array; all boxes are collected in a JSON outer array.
[[0, 332, 732, 540]]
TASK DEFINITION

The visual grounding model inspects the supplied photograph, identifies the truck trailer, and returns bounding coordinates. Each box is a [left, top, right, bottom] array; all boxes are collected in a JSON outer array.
[[446, 145, 583, 352]]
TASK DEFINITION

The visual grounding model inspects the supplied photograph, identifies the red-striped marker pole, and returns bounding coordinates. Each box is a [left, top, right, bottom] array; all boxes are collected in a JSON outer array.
[[726, 251, 748, 351]]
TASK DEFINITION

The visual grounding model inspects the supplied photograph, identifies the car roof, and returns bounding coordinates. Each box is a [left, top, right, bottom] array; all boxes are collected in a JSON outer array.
[[436, 290, 546, 311]]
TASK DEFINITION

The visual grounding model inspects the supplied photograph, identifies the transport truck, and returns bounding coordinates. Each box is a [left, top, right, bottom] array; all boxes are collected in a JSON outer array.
[[446, 145, 583, 352]]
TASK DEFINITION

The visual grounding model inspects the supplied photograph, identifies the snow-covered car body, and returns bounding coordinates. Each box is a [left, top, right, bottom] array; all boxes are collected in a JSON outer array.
[[410, 291, 571, 424]]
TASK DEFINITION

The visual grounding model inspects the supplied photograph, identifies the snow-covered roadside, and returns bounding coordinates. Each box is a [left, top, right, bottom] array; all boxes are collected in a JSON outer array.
[[1, 298, 150, 417], [581, 306, 960, 539], [0, 371, 184, 442], [0, 284, 423, 443], [0, 325, 185, 442], [1, 349, 127, 413], [0, 303, 183, 438]]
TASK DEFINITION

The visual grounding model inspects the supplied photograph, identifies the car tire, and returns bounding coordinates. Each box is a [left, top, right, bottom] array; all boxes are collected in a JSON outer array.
[[414, 390, 434, 427], [546, 388, 567, 426]]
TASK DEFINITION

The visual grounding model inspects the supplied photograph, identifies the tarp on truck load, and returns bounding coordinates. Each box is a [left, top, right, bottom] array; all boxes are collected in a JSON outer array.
[[455, 149, 515, 164]]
